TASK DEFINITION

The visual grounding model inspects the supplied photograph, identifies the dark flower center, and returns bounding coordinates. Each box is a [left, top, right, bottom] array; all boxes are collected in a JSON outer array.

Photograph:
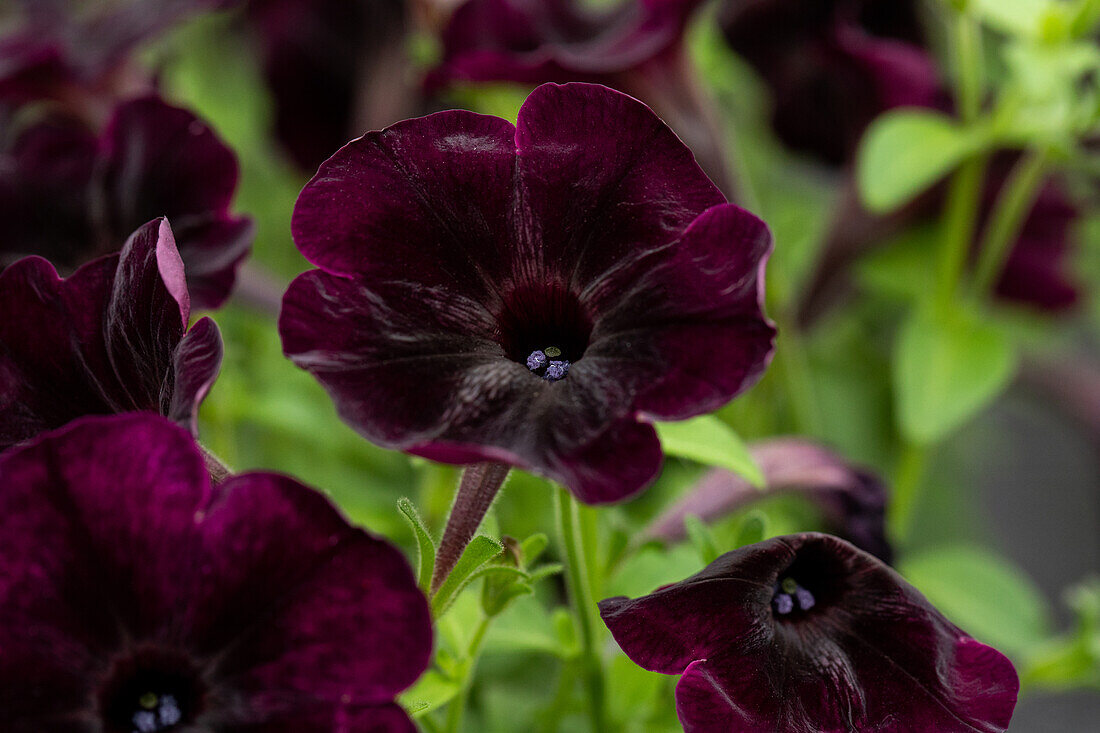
[[771, 576, 816, 616], [525, 347, 571, 381], [97, 648, 205, 733], [496, 284, 592, 374]]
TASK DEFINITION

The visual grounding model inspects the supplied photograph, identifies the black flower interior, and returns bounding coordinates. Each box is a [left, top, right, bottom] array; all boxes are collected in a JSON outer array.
[[495, 283, 594, 367], [97, 647, 205, 733]]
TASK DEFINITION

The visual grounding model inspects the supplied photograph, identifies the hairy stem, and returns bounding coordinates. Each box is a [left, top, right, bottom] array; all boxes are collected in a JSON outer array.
[[431, 462, 510, 593]]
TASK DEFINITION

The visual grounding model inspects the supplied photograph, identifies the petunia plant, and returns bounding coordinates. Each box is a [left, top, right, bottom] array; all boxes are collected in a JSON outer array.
[[1, 0, 1098, 731]]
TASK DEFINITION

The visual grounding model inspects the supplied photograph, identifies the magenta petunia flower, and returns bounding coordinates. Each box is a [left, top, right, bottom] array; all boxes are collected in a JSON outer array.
[[0, 0, 231, 110], [245, 0, 410, 171], [600, 533, 1019, 733], [0, 217, 221, 452], [0, 412, 431, 731], [721, 0, 941, 166], [646, 438, 892, 562], [0, 95, 253, 309], [280, 82, 775, 504]]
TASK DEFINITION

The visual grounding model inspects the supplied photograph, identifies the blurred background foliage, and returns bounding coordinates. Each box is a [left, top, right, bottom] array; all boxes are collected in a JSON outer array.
[[132, 0, 1100, 729]]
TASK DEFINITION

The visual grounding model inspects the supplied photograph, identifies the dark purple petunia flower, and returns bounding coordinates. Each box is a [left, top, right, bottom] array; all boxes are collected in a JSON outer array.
[[0, 217, 221, 452], [429, 0, 704, 88], [984, 168, 1081, 311], [0, 95, 253, 309], [427, 0, 735, 190], [280, 82, 775, 504], [601, 533, 1019, 732], [721, 0, 941, 166], [0, 412, 432, 732], [646, 438, 893, 562], [0, 0, 232, 113], [245, 0, 411, 171]]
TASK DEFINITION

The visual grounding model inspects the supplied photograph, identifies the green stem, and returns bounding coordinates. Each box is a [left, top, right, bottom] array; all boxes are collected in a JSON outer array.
[[935, 155, 987, 313], [951, 5, 984, 125], [443, 614, 493, 733], [971, 149, 1050, 298], [776, 323, 820, 435], [555, 486, 607, 733], [889, 442, 929, 544]]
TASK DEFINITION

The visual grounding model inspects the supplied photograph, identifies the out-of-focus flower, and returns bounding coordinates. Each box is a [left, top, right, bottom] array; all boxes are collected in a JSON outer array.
[[245, 0, 412, 171], [646, 438, 892, 562], [0, 412, 432, 731], [721, 0, 941, 166], [0, 95, 253, 308], [601, 533, 1019, 733], [985, 169, 1081, 311], [0, 0, 232, 118], [0, 218, 221, 452], [428, 0, 733, 190], [281, 82, 775, 504]]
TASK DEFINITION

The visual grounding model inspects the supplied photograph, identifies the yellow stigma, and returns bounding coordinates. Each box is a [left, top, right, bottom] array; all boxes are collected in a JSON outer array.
[[139, 692, 159, 710]]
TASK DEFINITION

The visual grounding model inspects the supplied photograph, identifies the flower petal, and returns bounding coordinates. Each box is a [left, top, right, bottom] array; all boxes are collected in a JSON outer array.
[[201, 474, 431, 705], [514, 82, 724, 297]]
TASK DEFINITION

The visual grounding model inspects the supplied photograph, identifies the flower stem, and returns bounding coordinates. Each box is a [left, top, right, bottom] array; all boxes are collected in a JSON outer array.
[[935, 155, 987, 313], [889, 441, 928, 544], [555, 486, 606, 733], [431, 463, 510, 593], [970, 149, 1050, 299], [444, 613, 493, 733]]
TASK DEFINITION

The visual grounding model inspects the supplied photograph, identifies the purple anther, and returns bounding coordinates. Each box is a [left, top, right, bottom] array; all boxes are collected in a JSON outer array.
[[544, 360, 570, 381], [795, 587, 815, 611], [526, 350, 547, 371], [772, 592, 794, 615]]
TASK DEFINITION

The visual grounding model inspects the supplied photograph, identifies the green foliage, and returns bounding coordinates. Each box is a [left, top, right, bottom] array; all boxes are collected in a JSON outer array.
[[655, 416, 765, 487], [893, 307, 1019, 444], [901, 545, 1052, 657], [683, 515, 721, 565], [1023, 579, 1100, 690], [397, 499, 436, 592], [857, 110, 991, 213]]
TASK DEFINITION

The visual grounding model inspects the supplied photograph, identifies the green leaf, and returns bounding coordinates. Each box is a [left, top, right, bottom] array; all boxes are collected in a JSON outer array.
[[398, 670, 461, 718], [730, 510, 768, 549], [683, 515, 720, 565], [655, 416, 764, 487], [893, 308, 1018, 444], [431, 535, 504, 617], [970, 0, 1056, 38], [519, 533, 549, 566], [900, 545, 1052, 656], [397, 498, 435, 592], [857, 110, 990, 213]]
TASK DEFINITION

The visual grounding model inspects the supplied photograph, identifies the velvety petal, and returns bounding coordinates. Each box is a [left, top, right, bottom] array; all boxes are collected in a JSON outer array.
[[514, 82, 724, 295], [602, 533, 1018, 732], [291, 108, 517, 307], [0, 413, 433, 728], [584, 204, 775, 419], [100, 96, 253, 309], [431, 0, 704, 87], [0, 114, 97, 267], [0, 218, 217, 449], [0, 415, 211, 727], [217, 701, 416, 732], [180, 472, 431, 706], [168, 316, 223, 434]]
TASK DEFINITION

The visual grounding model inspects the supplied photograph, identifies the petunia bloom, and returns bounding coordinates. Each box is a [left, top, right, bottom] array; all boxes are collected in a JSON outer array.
[[721, 0, 941, 166], [0, 95, 253, 308], [0, 0, 231, 116], [0, 412, 432, 731], [428, 0, 732, 190], [280, 82, 775, 504], [245, 0, 412, 171], [0, 217, 221, 452], [600, 533, 1019, 732], [646, 438, 892, 562]]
